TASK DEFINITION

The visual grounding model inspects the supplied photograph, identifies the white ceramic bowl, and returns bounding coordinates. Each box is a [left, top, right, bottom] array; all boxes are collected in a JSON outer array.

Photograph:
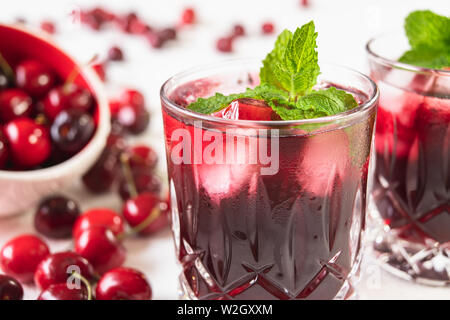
[[0, 24, 110, 217]]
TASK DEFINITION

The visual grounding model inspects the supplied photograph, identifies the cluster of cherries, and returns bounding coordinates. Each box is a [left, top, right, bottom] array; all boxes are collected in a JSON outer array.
[[0, 9, 169, 298], [78, 6, 196, 49], [0, 158, 168, 300], [0, 54, 166, 299], [0, 56, 97, 170], [216, 22, 275, 53]]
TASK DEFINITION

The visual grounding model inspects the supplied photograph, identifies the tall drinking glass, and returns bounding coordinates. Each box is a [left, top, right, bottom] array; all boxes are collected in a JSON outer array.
[[160, 60, 378, 299], [367, 33, 450, 285]]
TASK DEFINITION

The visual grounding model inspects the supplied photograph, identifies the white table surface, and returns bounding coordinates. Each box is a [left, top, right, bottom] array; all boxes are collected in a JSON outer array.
[[0, 0, 449, 300]]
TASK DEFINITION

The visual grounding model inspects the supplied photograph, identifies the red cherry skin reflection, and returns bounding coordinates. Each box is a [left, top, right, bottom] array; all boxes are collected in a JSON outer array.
[[3, 118, 51, 168], [96, 267, 152, 300], [0, 235, 50, 283], [74, 226, 126, 275], [34, 251, 94, 290], [72, 208, 125, 238]]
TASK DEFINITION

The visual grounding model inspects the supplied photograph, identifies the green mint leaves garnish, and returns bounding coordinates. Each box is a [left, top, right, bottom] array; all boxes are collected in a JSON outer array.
[[187, 21, 358, 120], [260, 23, 319, 98], [399, 10, 450, 69]]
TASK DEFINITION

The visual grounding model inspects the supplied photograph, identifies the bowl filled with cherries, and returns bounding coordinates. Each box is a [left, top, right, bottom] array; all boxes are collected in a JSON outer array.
[[0, 23, 110, 216]]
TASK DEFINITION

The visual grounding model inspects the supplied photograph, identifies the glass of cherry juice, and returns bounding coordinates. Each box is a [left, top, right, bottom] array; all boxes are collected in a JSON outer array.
[[161, 60, 378, 299], [367, 33, 450, 285]]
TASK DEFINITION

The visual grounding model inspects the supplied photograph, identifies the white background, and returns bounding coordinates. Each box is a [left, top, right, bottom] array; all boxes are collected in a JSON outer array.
[[0, 0, 449, 300]]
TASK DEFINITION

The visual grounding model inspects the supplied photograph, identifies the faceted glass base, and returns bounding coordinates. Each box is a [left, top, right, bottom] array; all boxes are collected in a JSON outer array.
[[372, 230, 450, 286], [178, 272, 358, 300]]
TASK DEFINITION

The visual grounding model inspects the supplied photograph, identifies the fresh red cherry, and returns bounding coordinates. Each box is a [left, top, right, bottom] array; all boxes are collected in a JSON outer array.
[[3, 118, 51, 168], [216, 37, 233, 52], [116, 88, 148, 134], [74, 226, 126, 275], [96, 267, 152, 300], [38, 283, 89, 300], [232, 24, 245, 37], [146, 32, 163, 49], [180, 8, 195, 25], [82, 147, 118, 193], [120, 89, 145, 108], [117, 103, 150, 134], [34, 251, 94, 291], [116, 12, 138, 33], [0, 130, 9, 169], [127, 18, 151, 35], [158, 28, 177, 41], [34, 195, 80, 239], [42, 84, 94, 121], [118, 170, 162, 201], [262, 22, 275, 34], [40, 20, 56, 34], [123, 192, 168, 236], [116, 13, 150, 35], [127, 145, 158, 171], [108, 46, 124, 61], [51, 109, 95, 155], [0, 234, 50, 283], [82, 134, 125, 193], [105, 132, 128, 154], [80, 9, 102, 30], [0, 274, 23, 300], [89, 7, 115, 24], [15, 60, 55, 97], [0, 89, 33, 122], [73, 208, 125, 238], [151, 198, 170, 234]]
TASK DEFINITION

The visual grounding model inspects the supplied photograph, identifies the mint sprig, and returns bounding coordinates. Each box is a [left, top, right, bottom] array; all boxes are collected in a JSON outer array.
[[186, 84, 289, 115], [261, 22, 319, 98], [187, 21, 358, 120], [399, 10, 450, 69]]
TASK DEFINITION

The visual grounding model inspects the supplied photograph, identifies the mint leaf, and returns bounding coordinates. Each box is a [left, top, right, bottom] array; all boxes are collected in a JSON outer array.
[[187, 90, 255, 114], [404, 10, 450, 50], [399, 10, 450, 69], [285, 22, 320, 95], [260, 29, 293, 90], [399, 45, 450, 69], [260, 21, 319, 98], [186, 84, 288, 114], [267, 101, 305, 120], [251, 83, 289, 103], [186, 21, 358, 120], [268, 87, 358, 121], [296, 87, 358, 118]]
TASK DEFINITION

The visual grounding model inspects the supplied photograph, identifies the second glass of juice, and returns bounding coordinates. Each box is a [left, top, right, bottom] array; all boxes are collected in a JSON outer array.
[[367, 33, 450, 285], [161, 60, 378, 299]]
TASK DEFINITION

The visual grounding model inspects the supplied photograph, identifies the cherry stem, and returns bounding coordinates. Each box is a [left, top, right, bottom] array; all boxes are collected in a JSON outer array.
[[117, 207, 161, 241], [120, 152, 138, 199], [34, 113, 48, 126], [70, 272, 93, 300], [63, 54, 101, 93], [132, 206, 161, 234], [63, 68, 79, 93], [0, 51, 15, 80]]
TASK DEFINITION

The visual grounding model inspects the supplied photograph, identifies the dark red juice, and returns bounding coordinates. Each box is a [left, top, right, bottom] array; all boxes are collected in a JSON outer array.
[[162, 78, 376, 300], [373, 79, 450, 244]]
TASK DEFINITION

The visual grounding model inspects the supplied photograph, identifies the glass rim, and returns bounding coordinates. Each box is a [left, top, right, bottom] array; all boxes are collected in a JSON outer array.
[[366, 32, 450, 76], [160, 58, 379, 128]]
